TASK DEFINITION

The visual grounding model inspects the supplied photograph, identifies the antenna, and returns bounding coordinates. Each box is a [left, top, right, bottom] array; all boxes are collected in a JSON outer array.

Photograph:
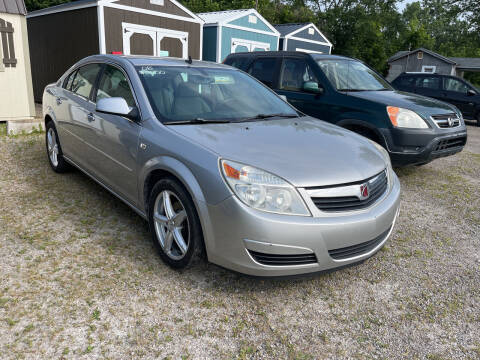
[[186, 56, 193, 64]]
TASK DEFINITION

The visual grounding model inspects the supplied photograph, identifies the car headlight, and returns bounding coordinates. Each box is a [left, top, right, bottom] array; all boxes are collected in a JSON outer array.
[[369, 140, 395, 190], [220, 160, 311, 216], [387, 106, 428, 129]]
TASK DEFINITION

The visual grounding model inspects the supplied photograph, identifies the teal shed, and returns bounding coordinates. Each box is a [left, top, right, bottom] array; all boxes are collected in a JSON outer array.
[[198, 9, 280, 63]]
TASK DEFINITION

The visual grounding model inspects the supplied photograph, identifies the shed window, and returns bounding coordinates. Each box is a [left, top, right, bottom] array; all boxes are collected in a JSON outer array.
[[417, 51, 423, 60], [150, 0, 164, 5], [0, 18, 17, 68], [308, 27, 314, 35], [248, 15, 257, 24]]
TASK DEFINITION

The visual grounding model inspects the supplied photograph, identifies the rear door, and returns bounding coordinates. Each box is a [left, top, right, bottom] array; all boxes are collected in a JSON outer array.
[[246, 57, 280, 89], [414, 75, 443, 101], [88, 64, 141, 205], [63, 63, 103, 171], [442, 77, 476, 117]]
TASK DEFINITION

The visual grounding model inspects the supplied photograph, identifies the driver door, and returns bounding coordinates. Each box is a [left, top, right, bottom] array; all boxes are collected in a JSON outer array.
[[275, 58, 326, 119], [88, 64, 142, 205]]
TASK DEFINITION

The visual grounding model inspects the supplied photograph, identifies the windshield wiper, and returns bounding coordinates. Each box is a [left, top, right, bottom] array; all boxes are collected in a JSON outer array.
[[241, 113, 299, 121], [164, 118, 231, 125]]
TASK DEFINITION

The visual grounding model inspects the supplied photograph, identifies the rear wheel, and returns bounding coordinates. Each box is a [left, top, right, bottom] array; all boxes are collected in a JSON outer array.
[[148, 178, 204, 269], [45, 121, 70, 173]]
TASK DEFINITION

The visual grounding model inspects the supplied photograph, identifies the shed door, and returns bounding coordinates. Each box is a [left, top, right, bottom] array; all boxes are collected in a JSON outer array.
[[231, 38, 270, 53], [123, 26, 157, 56], [122, 23, 188, 59]]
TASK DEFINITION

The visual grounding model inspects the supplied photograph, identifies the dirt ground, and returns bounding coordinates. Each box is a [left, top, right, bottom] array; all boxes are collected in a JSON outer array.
[[0, 123, 478, 359]]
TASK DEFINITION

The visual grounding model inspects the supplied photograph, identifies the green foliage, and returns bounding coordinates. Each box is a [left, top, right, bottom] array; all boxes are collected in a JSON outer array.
[[24, 0, 480, 76]]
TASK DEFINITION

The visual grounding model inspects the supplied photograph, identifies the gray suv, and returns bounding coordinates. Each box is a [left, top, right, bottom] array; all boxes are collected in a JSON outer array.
[[43, 55, 400, 276]]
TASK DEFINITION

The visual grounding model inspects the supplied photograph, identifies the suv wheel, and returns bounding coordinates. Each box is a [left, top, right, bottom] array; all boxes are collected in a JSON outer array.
[[148, 178, 204, 269]]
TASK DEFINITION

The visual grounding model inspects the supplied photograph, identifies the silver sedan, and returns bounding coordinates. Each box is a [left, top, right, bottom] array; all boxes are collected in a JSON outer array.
[[42, 55, 400, 276]]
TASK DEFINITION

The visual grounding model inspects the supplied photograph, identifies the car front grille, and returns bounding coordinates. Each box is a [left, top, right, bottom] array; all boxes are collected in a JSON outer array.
[[248, 250, 317, 266], [309, 170, 388, 212], [431, 113, 461, 128], [434, 136, 467, 152], [328, 226, 392, 260]]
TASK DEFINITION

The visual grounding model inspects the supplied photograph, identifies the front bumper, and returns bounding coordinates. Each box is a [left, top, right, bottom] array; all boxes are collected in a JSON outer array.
[[204, 172, 401, 277], [380, 126, 467, 166]]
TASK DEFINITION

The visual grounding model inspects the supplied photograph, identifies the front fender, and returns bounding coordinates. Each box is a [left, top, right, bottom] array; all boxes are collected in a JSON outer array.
[[336, 118, 388, 147], [138, 156, 218, 259]]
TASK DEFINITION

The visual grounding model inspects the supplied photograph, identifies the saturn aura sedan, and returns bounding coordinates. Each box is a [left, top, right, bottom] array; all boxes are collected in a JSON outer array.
[[43, 55, 401, 276]]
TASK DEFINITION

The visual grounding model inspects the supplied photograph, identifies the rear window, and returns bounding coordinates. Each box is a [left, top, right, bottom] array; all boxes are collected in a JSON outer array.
[[248, 58, 277, 88], [224, 56, 250, 70], [416, 76, 441, 90]]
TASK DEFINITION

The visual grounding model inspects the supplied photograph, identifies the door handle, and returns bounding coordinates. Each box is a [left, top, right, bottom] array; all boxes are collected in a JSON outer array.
[[87, 113, 95, 122], [56, 97, 62, 105]]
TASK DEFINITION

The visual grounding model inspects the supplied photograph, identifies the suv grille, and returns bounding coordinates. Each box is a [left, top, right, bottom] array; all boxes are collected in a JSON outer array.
[[328, 226, 392, 260], [434, 136, 467, 152], [248, 250, 317, 266], [431, 113, 461, 128], [310, 171, 388, 212]]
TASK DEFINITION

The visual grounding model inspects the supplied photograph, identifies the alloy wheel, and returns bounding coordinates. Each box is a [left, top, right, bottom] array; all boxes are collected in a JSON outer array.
[[47, 128, 59, 167], [153, 190, 190, 260]]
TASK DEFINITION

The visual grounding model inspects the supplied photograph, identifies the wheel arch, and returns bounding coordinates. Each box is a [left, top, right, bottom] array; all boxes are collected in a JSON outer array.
[[337, 119, 387, 147], [140, 156, 216, 259]]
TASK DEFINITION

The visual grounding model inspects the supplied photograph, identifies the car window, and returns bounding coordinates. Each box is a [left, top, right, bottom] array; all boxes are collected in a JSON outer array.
[[279, 58, 319, 91], [396, 76, 415, 88], [247, 58, 276, 87], [316, 59, 391, 91], [225, 56, 249, 71], [96, 65, 135, 107], [416, 76, 440, 90], [444, 78, 470, 94], [63, 70, 76, 90], [136, 65, 297, 123], [71, 63, 102, 99]]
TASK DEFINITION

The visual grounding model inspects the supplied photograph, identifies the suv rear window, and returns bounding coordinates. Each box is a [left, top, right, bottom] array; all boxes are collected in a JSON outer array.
[[416, 76, 440, 90], [248, 58, 276, 88]]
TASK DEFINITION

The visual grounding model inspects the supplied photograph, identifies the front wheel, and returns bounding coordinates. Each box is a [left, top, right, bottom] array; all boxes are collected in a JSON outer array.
[[148, 178, 204, 269]]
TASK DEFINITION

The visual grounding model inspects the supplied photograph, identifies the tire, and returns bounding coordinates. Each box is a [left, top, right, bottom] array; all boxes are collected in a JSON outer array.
[[45, 120, 70, 173], [148, 177, 204, 269]]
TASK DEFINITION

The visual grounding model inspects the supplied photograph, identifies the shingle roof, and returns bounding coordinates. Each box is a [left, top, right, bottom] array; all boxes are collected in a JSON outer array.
[[197, 9, 253, 24], [449, 57, 480, 69], [274, 23, 308, 37], [27, 0, 96, 17], [0, 0, 26, 15], [388, 48, 456, 64]]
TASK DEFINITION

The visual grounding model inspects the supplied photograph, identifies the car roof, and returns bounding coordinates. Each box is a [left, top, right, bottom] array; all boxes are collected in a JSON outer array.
[[226, 51, 353, 61], [79, 54, 233, 69]]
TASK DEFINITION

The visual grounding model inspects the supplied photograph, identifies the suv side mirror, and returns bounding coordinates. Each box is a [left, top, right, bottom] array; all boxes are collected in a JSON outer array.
[[96, 97, 139, 120], [303, 81, 324, 95], [467, 89, 477, 96]]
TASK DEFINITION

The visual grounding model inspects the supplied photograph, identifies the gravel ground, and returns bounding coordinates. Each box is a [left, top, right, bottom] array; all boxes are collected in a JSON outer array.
[[0, 123, 479, 360]]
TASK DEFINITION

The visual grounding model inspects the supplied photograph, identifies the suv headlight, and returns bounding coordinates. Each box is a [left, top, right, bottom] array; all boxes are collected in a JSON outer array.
[[387, 106, 428, 129], [220, 160, 311, 216]]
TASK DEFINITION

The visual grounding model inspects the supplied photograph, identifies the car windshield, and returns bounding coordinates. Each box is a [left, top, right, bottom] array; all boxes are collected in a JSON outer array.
[[136, 65, 298, 123], [316, 59, 392, 91]]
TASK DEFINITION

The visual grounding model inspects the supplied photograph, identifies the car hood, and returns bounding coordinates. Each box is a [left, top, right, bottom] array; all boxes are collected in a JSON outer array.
[[169, 117, 387, 188], [347, 90, 457, 118]]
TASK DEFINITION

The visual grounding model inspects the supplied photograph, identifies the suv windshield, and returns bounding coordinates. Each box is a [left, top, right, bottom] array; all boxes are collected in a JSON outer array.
[[316, 59, 392, 92], [136, 65, 297, 123]]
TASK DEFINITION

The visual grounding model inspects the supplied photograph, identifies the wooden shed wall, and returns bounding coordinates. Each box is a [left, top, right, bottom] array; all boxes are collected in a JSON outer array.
[[27, 7, 99, 101], [103, 7, 201, 59]]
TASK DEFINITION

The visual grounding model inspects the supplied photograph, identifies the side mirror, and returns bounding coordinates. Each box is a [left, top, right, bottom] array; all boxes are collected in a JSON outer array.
[[96, 97, 139, 120], [303, 81, 324, 95], [467, 89, 477, 96]]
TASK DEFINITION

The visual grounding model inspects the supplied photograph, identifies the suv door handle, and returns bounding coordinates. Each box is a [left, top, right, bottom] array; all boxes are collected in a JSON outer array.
[[87, 113, 95, 122], [56, 97, 62, 105]]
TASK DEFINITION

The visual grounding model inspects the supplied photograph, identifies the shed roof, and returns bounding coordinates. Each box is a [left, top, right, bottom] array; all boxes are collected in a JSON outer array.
[[197, 9, 253, 24], [274, 23, 307, 37], [0, 0, 26, 15], [449, 57, 480, 70], [388, 48, 456, 64]]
